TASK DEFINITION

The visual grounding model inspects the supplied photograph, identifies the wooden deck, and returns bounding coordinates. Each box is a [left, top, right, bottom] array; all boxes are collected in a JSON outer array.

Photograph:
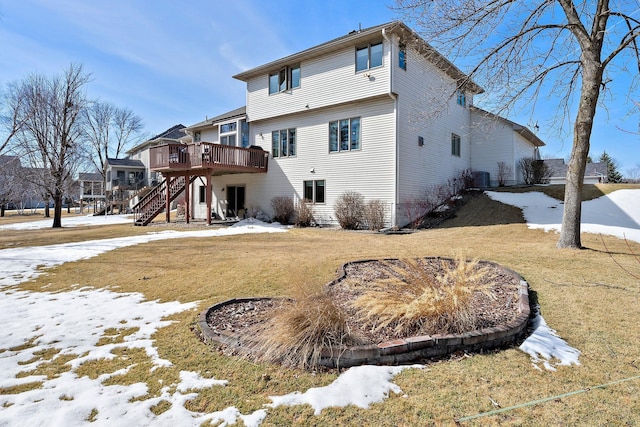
[[150, 142, 268, 175]]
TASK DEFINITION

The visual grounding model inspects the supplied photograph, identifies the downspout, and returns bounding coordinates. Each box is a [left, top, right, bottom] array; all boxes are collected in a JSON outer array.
[[382, 28, 399, 227]]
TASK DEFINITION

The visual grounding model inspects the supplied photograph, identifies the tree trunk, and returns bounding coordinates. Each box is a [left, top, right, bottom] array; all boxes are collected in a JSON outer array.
[[52, 190, 63, 228], [558, 54, 603, 249]]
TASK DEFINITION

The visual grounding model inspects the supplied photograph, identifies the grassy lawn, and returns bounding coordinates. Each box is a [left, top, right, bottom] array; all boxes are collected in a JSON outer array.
[[3, 186, 640, 425]]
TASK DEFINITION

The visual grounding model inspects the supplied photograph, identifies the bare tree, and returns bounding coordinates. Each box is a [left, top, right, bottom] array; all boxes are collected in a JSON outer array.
[[0, 155, 22, 216], [518, 157, 551, 185], [496, 161, 512, 187], [396, 1, 640, 249], [626, 163, 640, 182], [83, 101, 143, 187], [7, 63, 90, 227]]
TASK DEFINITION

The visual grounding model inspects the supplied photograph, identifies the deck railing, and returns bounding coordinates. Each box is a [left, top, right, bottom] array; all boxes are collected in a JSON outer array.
[[150, 143, 268, 173]]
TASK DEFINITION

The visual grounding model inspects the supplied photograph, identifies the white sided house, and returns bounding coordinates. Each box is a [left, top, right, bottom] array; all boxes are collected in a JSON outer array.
[[140, 21, 545, 227]]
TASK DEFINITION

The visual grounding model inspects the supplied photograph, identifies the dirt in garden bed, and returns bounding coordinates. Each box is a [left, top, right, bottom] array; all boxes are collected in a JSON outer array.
[[206, 258, 522, 346]]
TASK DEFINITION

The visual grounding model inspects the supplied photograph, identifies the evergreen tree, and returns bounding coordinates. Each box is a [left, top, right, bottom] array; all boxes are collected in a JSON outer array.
[[600, 151, 623, 183]]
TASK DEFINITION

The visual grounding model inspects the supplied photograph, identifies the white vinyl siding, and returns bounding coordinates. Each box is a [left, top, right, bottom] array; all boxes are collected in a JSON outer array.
[[246, 41, 391, 121], [470, 109, 539, 186], [196, 98, 396, 225], [392, 34, 473, 224]]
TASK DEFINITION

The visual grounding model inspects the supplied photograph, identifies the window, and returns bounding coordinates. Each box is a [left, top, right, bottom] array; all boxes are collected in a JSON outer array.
[[220, 121, 237, 146], [268, 65, 301, 94], [220, 122, 236, 133], [304, 180, 325, 204], [329, 117, 361, 152], [290, 66, 301, 89], [240, 120, 250, 148], [356, 41, 383, 72], [451, 133, 461, 157], [456, 89, 466, 107], [221, 134, 236, 146], [194, 131, 201, 142], [399, 43, 407, 70], [199, 186, 206, 203], [271, 128, 296, 158]]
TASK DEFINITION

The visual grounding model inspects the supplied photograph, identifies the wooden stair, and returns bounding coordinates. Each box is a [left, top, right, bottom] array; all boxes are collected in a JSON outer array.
[[132, 176, 195, 226]]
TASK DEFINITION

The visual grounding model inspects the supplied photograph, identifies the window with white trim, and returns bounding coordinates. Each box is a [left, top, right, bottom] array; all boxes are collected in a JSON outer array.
[[269, 65, 301, 94], [356, 41, 383, 72], [451, 133, 461, 157], [271, 128, 296, 158], [456, 89, 466, 107], [304, 180, 325, 204], [220, 121, 237, 146], [329, 117, 360, 152], [399, 43, 407, 70]]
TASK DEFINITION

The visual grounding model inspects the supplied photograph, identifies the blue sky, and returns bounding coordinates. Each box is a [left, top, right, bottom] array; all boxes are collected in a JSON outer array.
[[1, 0, 638, 174]]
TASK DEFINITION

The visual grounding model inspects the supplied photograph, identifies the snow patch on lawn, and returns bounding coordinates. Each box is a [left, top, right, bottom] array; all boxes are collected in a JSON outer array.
[[268, 365, 422, 415], [486, 189, 640, 243], [0, 214, 133, 230], [519, 308, 581, 371]]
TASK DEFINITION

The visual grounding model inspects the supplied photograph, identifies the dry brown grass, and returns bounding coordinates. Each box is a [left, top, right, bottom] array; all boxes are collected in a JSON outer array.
[[253, 284, 352, 369], [352, 258, 494, 335], [3, 190, 640, 425]]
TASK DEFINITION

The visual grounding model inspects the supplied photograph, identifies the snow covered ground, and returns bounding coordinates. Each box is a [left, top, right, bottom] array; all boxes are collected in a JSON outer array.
[[4, 187, 633, 424], [0, 213, 133, 230], [486, 189, 640, 243]]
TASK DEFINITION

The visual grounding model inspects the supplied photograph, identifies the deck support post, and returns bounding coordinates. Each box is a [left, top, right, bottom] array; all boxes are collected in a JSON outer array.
[[184, 172, 190, 224], [165, 175, 171, 223], [206, 173, 212, 225]]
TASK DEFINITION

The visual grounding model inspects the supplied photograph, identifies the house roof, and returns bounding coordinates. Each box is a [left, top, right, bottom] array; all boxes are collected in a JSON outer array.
[[233, 21, 483, 94], [106, 158, 145, 168], [0, 155, 21, 167], [186, 106, 247, 131], [470, 106, 545, 147], [150, 124, 187, 141], [127, 124, 187, 155], [78, 172, 103, 182], [544, 158, 608, 178]]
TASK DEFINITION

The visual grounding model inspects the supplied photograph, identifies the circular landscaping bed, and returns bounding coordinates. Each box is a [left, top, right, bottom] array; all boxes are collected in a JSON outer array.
[[197, 258, 530, 369]]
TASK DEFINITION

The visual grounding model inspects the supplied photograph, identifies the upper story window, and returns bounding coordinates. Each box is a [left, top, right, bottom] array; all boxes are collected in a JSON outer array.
[[269, 65, 301, 94], [451, 133, 461, 157], [220, 121, 237, 146], [194, 131, 201, 142], [272, 128, 296, 158], [456, 89, 466, 107], [356, 41, 383, 72], [240, 120, 250, 148], [329, 117, 361, 152], [399, 43, 407, 70]]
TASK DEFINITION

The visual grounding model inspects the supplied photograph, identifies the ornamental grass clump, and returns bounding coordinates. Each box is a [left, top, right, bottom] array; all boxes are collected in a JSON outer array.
[[254, 286, 352, 369], [352, 257, 495, 336]]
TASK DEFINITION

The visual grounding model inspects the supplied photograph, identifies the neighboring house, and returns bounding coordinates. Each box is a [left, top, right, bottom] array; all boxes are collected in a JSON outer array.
[[78, 172, 104, 213], [143, 21, 545, 227], [78, 172, 106, 213], [105, 158, 146, 213], [544, 159, 608, 184], [470, 107, 544, 186], [105, 158, 146, 193]]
